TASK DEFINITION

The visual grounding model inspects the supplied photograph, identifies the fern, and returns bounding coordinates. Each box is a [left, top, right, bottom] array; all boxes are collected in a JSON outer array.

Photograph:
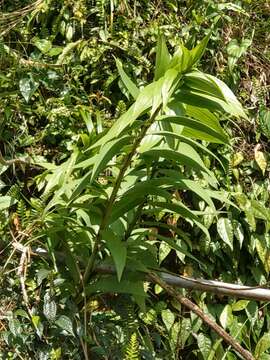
[[17, 199, 28, 228], [124, 333, 140, 360], [95, 0, 107, 27], [6, 184, 21, 199]]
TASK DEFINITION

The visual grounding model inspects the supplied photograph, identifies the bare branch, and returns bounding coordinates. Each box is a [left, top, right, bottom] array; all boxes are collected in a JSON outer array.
[[148, 272, 254, 360], [94, 264, 270, 302]]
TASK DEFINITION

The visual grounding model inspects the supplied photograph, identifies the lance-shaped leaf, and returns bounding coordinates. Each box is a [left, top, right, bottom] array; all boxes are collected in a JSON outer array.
[[184, 71, 226, 100], [91, 135, 131, 183], [176, 71, 247, 119], [220, 305, 233, 329], [116, 58, 139, 100], [205, 74, 248, 119], [217, 217, 234, 250], [91, 70, 179, 150], [141, 144, 216, 181], [156, 115, 228, 143], [102, 230, 127, 281], [189, 32, 211, 65], [184, 104, 221, 132], [169, 45, 192, 74], [86, 276, 145, 297], [155, 34, 171, 80], [152, 201, 210, 239], [109, 183, 172, 223], [255, 334, 270, 359], [155, 233, 205, 267], [147, 131, 224, 168]]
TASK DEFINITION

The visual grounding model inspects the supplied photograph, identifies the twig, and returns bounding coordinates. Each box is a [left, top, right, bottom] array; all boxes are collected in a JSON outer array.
[[148, 272, 254, 360], [0, 151, 30, 166], [17, 243, 32, 317]]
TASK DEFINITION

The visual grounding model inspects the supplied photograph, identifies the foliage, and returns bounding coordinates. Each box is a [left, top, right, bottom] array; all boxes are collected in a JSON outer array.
[[0, 0, 270, 359]]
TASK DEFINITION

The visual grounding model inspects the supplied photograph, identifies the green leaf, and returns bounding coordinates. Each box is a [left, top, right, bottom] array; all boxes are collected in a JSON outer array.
[[43, 293, 57, 322], [254, 148, 267, 175], [185, 104, 221, 132], [204, 74, 248, 119], [9, 317, 21, 336], [159, 242, 171, 264], [109, 197, 144, 224], [149, 132, 224, 167], [156, 233, 205, 267], [227, 38, 252, 71], [176, 75, 247, 119], [31, 315, 40, 330], [157, 115, 228, 143], [255, 334, 270, 359], [31, 315, 43, 338], [197, 333, 212, 360], [233, 220, 244, 249], [139, 175, 216, 211], [169, 45, 192, 74], [260, 355, 270, 360], [161, 309, 175, 331], [116, 58, 139, 99], [217, 218, 234, 250], [102, 230, 127, 281], [0, 196, 18, 210], [184, 71, 226, 100], [177, 318, 192, 346], [153, 201, 210, 239], [161, 69, 180, 109], [155, 34, 171, 80], [141, 145, 215, 180], [255, 235, 270, 273], [91, 135, 131, 183], [55, 315, 74, 336], [47, 47, 63, 57], [15, 309, 29, 319], [190, 32, 211, 65], [232, 300, 249, 312], [91, 71, 179, 150], [85, 276, 146, 297], [33, 38, 52, 54], [19, 77, 39, 103], [219, 305, 233, 329]]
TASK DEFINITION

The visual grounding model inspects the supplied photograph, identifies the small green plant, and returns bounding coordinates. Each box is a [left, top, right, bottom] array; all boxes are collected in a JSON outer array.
[[5, 32, 247, 358], [1, 1, 270, 358]]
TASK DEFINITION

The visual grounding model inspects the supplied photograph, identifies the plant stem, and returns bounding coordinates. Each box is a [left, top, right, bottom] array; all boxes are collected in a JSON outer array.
[[83, 106, 162, 283]]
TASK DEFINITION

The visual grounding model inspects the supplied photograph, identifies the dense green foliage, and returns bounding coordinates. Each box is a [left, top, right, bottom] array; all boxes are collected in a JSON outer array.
[[0, 1, 269, 359]]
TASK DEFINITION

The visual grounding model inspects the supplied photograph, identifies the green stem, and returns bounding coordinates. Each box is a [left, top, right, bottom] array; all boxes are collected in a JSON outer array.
[[83, 105, 162, 283]]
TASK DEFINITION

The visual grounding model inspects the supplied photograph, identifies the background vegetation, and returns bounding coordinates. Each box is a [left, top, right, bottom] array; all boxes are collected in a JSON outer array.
[[0, 0, 269, 359]]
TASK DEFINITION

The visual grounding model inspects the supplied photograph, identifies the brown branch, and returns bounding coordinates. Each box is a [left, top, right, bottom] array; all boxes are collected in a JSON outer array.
[[148, 272, 254, 360], [0, 151, 30, 166]]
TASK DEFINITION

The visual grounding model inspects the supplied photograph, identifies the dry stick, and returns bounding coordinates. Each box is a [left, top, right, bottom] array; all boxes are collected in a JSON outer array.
[[0, 151, 29, 166], [94, 264, 270, 302], [148, 272, 254, 360], [17, 245, 32, 317]]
